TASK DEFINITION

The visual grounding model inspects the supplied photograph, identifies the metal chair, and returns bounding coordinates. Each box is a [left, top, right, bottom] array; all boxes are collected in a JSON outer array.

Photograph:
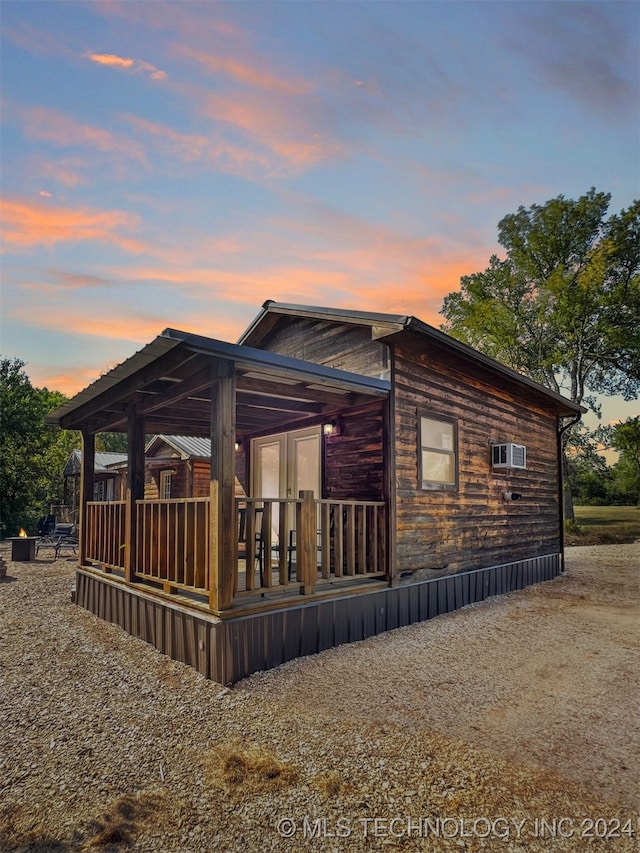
[[36, 523, 78, 558]]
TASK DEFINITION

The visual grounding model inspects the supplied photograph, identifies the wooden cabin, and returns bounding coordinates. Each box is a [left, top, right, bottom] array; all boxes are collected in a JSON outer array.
[[63, 436, 214, 510], [143, 435, 213, 500], [62, 449, 128, 522], [47, 301, 583, 684]]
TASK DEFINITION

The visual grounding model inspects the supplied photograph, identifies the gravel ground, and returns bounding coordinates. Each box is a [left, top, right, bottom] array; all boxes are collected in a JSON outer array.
[[1, 542, 638, 852]]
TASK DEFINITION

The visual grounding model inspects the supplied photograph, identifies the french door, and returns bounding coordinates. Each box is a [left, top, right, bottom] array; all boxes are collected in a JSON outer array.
[[251, 426, 321, 541]]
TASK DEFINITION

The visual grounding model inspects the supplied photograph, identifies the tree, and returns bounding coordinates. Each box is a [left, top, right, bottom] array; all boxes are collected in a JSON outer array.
[[96, 432, 128, 453], [565, 425, 611, 506], [0, 357, 79, 537], [598, 417, 640, 505], [440, 189, 640, 517]]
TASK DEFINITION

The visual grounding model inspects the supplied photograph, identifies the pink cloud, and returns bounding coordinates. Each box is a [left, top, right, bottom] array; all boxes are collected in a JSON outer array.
[[1, 197, 143, 252], [38, 157, 87, 188], [2, 19, 74, 59], [202, 92, 344, 168], [84, 52, 167, 81], [175, 45, 311, 95], [19, 106, 148, 165], [123, 114, 274, 177], [32, 365, 107, 398]]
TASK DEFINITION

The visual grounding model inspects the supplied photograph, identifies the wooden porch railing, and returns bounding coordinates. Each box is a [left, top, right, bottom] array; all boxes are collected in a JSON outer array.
[[85, 500, 126, 570], [83, 493, 387, 605], [235, 494, 387, 598], [135, 497, 210, 593]]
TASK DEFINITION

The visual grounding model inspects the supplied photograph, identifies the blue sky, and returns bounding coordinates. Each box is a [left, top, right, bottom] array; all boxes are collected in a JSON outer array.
[[1, 0, 638, 429]]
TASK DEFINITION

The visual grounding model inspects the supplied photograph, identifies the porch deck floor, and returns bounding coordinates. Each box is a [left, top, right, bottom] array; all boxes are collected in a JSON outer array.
[[82, 561, 388, 619]]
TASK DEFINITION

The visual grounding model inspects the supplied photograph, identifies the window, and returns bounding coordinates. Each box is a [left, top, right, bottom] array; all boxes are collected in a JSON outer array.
[[420, 416, 457, 489], [160, 470, 172, 499]]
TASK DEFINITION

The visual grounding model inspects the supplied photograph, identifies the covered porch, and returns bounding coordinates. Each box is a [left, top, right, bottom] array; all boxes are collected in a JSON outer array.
[[49, 329, 391, 617]]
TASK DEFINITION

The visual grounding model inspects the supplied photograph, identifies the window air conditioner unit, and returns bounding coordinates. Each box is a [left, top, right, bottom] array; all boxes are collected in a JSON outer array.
[[491, 443, 527, 469]]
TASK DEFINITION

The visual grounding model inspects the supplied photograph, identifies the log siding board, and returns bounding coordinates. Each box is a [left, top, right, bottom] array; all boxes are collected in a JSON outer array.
[[391, 343, 562, 577], [255, 318, 390, 379], [323, 401, 385, 502]]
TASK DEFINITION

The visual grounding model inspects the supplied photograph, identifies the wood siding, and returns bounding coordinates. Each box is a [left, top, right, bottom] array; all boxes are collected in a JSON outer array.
[[392, 343, 561, 576], [257, 317, 390, 379], [245, 316, 565, 581], [144, 458, 213, 499], [324, 401, 385, 501]]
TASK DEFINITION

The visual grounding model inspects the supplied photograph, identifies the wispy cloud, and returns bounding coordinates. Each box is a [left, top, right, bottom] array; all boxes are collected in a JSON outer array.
[[123, 114, 274, 177], [175, 45, 310, 95], [37, 156, 88, 188], [10, 303, 174, 343], [201, 91, 345, 170], [1, 197, 143, 252], [84, 51, 167, 81], [19, 106, 148, 165], [2, 18, 74, 58]]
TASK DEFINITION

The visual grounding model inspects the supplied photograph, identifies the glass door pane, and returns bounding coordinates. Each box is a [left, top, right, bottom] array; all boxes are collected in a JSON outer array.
[[289, 432, 321, 499], [253, 438, 283, 539]]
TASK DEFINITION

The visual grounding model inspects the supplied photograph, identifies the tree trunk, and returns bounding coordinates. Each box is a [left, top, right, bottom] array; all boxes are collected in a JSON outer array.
[[560, 434, 575, 523], [563, 479, 575, 523]]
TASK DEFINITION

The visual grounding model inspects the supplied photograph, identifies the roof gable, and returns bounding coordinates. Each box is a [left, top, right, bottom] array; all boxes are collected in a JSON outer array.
[[146, 435, 212, 459], [238, 301, 584, 418]]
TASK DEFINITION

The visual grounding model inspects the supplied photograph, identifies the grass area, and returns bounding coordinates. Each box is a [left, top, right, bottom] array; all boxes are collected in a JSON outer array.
[[566, 505, 640, 546]]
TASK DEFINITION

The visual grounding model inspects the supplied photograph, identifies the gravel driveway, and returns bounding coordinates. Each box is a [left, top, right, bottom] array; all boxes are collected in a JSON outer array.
[[1, 543, 638, 852]]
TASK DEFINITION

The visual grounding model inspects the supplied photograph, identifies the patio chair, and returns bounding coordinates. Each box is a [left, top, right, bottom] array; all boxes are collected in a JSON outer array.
[[36, 523, 78, 558]]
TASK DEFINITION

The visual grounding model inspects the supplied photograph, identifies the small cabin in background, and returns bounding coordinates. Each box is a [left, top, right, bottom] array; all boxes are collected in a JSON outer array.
[[62, 450, 128, 521], [63, 436, 223, 507], [142, 435, 212, 500]]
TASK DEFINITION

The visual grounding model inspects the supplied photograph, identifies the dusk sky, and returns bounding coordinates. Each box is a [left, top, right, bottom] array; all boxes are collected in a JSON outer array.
[[1, 0, 638, 429]]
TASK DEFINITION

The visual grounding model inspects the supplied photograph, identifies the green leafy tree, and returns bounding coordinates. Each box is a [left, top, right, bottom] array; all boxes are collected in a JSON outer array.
[[0, 357, 79, 537], [598, 417, 640, 505], [566, 426, 611, 506], [440, 189, 640, 517], [96, 432, 128, 453]]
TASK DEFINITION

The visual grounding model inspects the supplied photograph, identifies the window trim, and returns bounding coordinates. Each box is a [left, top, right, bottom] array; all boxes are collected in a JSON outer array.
[[419, 413, 458, 491], [160, 469, 173, 500]]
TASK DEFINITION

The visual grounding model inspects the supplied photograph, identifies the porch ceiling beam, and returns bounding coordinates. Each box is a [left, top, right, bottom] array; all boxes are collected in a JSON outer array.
[[134, 363, 215, 417], [147, 409, 209, 435], [237, 375, 359, 409], [55, 348, 201, 431], [236, 391, 323, 414], [145, 424, 212, 437]]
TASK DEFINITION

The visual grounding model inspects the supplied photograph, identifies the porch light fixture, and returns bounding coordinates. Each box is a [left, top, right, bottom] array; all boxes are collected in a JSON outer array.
[[235, 439, 243, 451], [323, 419, 340, 436]]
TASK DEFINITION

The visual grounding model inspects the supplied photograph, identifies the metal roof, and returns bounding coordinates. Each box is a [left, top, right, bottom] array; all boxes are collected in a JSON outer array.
[[47, 328, 390, 435], [146, 435, 212, 459], [63, 449, 128, 477]]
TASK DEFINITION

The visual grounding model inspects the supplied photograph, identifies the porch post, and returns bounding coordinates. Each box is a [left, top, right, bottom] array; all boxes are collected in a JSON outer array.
[[125, 403, 145, 583], [209, 361, 237, 611], [78, 428, 95, 566], [297, 490, 317, 595]]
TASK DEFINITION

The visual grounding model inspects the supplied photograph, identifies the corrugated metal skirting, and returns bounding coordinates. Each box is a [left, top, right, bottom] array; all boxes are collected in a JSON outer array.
[[76, 553, 560, 685]]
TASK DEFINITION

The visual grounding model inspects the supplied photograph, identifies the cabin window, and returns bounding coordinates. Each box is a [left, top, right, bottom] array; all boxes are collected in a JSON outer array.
[[420, 416, 457, 489], [160, 470, 173, 499]]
